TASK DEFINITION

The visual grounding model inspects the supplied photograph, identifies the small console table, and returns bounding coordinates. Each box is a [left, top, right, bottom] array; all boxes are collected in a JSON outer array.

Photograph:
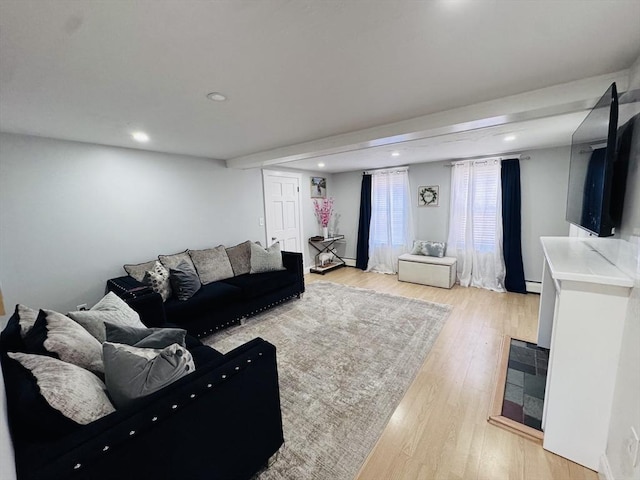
[[309, 235, 345, 274]]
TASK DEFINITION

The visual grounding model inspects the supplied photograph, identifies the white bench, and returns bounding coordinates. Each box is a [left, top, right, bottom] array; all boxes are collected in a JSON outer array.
[[398, 253, 457, 289]]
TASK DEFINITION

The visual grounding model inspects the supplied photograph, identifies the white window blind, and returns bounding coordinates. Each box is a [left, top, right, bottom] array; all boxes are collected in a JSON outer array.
[[371, 172, 410, 246], [367, 167, 414, 274]]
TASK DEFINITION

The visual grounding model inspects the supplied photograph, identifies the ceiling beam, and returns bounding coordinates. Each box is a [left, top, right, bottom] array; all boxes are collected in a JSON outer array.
[[226, 70, 629, 170]]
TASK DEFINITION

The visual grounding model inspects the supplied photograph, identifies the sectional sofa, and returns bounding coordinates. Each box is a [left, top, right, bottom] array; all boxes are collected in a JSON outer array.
[[107, 241, 305, 337]]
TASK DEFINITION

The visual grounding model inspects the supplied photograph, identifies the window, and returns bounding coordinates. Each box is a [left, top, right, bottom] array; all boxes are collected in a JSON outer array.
[[367, 167, 414, 274], [447, 160, 505, 291]]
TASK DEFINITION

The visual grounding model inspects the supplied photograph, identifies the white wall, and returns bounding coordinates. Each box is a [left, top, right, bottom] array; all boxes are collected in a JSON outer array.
[[409, 161, 452, 243], [331, 170, 362, 260], [520, 147, 571, 281], [330, 146, 571, 283], [0, 132, 273, 479], [603, 53, 640, 480], [0, 133, 269, 317]]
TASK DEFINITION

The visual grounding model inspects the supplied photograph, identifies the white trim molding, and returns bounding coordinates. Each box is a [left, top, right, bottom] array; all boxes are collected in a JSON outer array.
[[598, 454, 614, 480], [526, 281, 542, 294]]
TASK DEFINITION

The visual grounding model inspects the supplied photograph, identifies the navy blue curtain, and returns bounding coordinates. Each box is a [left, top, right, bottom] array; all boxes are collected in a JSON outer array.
[[355, 174, 372, 270], [501, 159, 527, 293]]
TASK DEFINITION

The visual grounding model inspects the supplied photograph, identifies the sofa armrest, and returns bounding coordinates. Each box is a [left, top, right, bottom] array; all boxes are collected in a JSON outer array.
[[282, 251, 305, 294], [106, 276, 166, 327], [14, 339, 283, 480]]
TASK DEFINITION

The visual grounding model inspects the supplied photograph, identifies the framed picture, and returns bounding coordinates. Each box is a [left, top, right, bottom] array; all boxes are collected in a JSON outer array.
[[418, 185, 439, 207], [311, 177, 327, 198]]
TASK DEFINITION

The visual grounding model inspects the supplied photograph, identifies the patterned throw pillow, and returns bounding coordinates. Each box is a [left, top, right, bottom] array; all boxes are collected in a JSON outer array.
[[189, 246, 234, 284], [123, 260, 158, 283], [103, 342, 195, 408], [68, 292, 146, 343], [7, 352, 115, 424], [23, 309, 104, 374], [143, 261, 172, 302], [250, 242, 285, 274], [170, 260, 202, 301], [421, 241, 446, 258], [410, 241, 425, 255]]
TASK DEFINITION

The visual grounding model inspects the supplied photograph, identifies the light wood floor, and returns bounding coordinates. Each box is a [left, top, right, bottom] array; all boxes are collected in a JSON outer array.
[[305, 268, 598, 480]]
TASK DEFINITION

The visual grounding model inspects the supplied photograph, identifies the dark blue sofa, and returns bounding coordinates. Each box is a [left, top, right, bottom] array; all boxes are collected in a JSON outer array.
[[107, 251, 305, 338], [0, 312, 284, 480]]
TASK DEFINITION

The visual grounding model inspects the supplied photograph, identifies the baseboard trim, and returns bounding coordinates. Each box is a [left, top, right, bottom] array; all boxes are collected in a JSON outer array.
[[598, 454, 614, 480], [343, 258, 356, 267], [526, 281, 542, 294]]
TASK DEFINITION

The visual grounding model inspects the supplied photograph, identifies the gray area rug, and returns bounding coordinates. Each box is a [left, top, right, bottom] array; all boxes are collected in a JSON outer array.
[[205, 281, 451, 480]]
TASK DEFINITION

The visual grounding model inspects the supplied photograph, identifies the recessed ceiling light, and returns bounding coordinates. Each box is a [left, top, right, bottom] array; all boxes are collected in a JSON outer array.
[[391, 151, 400, 157], [504, 135, 516, 142], [131, 131, 149, 143], [318, 162, 325, 168], [206, 92, 227, 102]]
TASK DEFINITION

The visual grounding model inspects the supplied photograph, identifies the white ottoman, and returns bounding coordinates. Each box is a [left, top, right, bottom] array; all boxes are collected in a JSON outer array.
[[398, 254, 457, 289]]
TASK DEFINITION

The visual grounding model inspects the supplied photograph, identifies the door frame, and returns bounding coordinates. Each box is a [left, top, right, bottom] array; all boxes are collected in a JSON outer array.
[[261, 169, 305, 258]]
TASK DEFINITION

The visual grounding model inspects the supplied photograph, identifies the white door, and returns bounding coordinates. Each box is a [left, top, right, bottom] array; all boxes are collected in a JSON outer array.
[[262, 170, 303, 252]]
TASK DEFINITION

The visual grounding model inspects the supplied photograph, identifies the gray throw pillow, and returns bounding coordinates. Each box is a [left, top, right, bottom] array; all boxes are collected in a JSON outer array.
[[250, 242, 285, 274], [123, 260, 157, 282], [8, 352, 115, 424], [103, 342, 195, 409], [25, 309, 104, 374], [225, 240, 253, 276], [189, 246, 234, 284], [105, 322, 187, 349], [68, 292, 146, 343], [170, 260, 202, 301], [158, 250, 196, 272], [421, 241, 446, 258]]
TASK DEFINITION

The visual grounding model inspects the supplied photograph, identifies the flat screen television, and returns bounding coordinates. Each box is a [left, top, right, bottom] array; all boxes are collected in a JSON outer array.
[[565, 82, 631, 237]]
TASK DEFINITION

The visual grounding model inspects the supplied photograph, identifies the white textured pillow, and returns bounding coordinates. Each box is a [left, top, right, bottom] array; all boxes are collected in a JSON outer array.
[[103, 342, 195, 408], [29, 310, 105, 373], [68, 291, 145, 343], [14, 304, 39, 338], [8, 352, 115, 424], [143, 261, 173, 302], [249, 242, 285, 274]]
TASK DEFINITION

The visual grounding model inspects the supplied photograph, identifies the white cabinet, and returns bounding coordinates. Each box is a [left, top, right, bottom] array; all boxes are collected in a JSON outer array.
[[538, 237, 632, 471]]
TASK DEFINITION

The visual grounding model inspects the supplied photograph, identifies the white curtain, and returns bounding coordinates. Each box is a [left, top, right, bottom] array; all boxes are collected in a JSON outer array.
[[446, 160, 505, 292], [367, 168, 414, 274]]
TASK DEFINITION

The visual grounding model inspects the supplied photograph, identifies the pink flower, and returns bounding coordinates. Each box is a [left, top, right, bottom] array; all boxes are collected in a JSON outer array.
[[313, 198, 334, 227]]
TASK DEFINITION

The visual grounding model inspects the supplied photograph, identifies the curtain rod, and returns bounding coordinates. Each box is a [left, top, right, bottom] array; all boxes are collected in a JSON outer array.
[[444, 154, 530, 167], [363, 166, 409, 175]]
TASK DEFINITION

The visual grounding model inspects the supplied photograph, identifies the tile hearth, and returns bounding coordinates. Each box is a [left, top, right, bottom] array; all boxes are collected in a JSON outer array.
[[501, 339, 549, 431]]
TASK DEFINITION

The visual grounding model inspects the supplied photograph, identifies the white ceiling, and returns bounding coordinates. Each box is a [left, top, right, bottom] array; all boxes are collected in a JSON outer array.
[[1, 0, 639, 173]]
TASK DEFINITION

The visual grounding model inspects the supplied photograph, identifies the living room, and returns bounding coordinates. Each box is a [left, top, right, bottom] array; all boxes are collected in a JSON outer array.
[[1, 2, 639, 480]]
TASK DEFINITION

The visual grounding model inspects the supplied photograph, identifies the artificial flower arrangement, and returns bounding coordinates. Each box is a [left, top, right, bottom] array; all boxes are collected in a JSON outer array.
[[313, 197, 334, 228]]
